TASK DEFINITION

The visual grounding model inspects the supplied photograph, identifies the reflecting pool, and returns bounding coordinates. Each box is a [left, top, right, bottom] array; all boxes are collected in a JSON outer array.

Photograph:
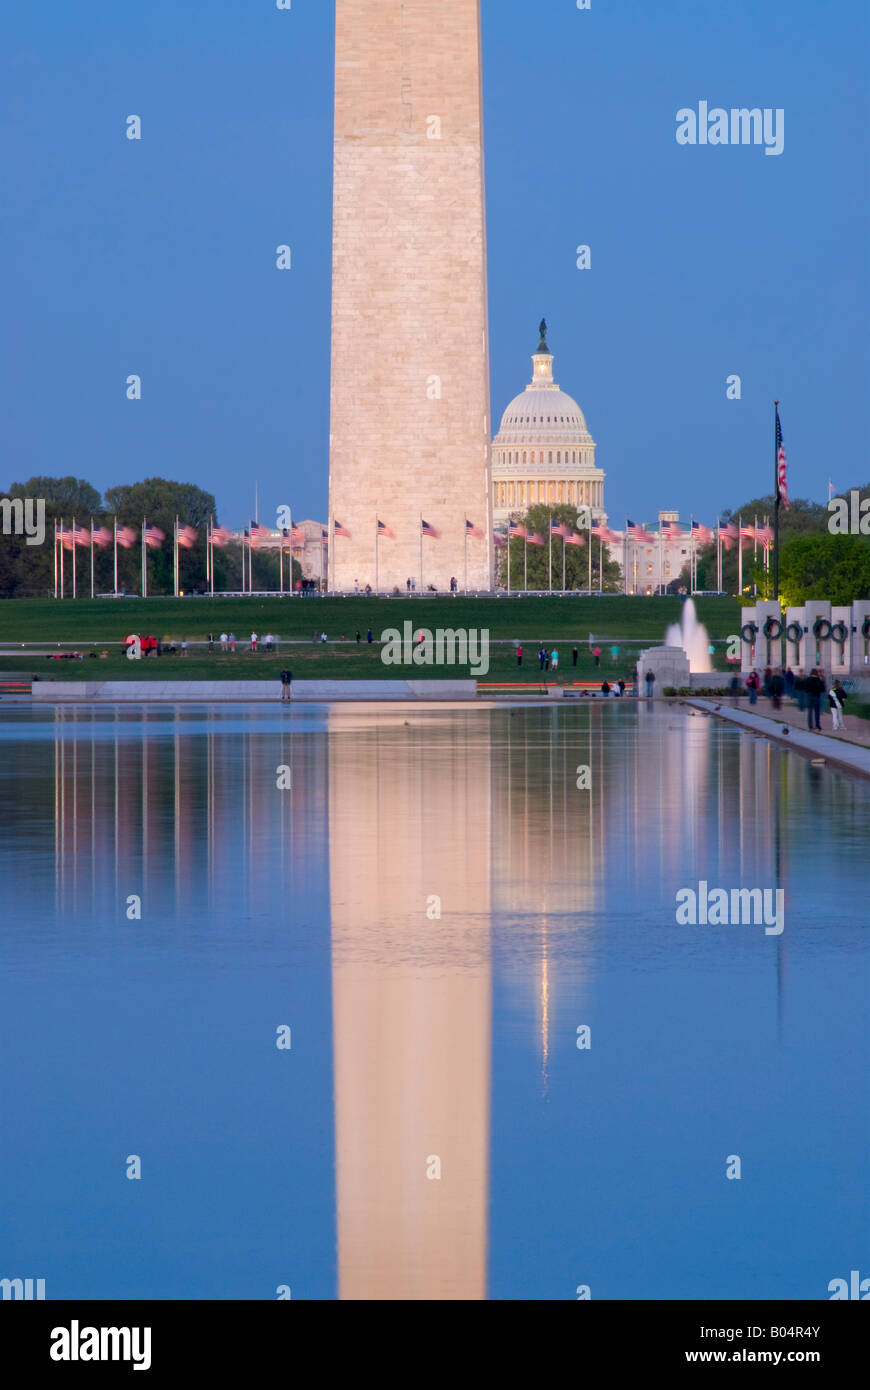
[[1, 702, 867, 1299]]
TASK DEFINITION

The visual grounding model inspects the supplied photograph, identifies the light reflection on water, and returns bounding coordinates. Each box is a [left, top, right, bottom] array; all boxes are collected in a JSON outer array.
[[0, 703, 866, 1300]]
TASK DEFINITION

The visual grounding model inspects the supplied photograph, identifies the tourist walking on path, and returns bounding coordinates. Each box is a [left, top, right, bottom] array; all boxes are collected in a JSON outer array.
[[280, 668, 293, 702], [645, 669, 655, 698], [805, 668, 824, 730], [746, 670, 759, 706]]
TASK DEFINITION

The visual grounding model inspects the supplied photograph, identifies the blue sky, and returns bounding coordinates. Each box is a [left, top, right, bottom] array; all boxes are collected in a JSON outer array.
[[2, 0, 866, 530]]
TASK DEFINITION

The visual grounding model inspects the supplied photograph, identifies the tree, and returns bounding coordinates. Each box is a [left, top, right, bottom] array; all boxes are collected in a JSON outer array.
[[497, 502, 622, 592], [103, 477, 219, 595], [779, 533, 870, 607]]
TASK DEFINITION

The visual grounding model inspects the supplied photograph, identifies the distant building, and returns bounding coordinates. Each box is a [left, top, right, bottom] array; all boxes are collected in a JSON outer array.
[[492, 323, 606, 527], [624, 512, 692, 594]]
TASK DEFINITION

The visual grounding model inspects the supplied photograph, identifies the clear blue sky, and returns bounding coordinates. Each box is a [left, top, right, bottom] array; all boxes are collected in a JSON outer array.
[[2, 0, 866, 530]]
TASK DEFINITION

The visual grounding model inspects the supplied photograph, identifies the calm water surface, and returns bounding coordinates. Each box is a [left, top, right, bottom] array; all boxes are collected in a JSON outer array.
[[1, 702, 867, 1300]]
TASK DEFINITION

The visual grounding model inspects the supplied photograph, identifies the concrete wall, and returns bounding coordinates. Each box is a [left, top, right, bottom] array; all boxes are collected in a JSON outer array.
[[31, 680, 478, 702]]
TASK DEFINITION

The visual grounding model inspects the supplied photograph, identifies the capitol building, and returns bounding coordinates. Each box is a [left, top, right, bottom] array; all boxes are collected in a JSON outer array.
[[492, 323, 606, 525]]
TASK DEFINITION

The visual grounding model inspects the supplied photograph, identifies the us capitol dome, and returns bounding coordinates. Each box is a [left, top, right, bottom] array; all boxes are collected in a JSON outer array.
[[491, 321, 606, 525]]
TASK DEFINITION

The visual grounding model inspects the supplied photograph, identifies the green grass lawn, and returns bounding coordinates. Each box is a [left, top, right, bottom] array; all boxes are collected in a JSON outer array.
[[0, 594, 740, 641]]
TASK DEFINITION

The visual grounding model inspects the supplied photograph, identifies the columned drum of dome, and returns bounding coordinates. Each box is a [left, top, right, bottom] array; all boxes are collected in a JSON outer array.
[[328, 0, 493, 593], [492, 323, 606, 525]]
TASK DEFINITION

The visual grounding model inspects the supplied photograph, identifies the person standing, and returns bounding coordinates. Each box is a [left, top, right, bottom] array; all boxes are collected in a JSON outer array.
[[538, 645, 546, 671], [828, 682, 845, 731], [250, 632, 258, 652], [208, 632, 214, 653], [517, 644, 523, 667], [367, 628, 373, 644], [280, 668, 293, 702], [551, 649, 559, 671], [617, 678, 626, 696], [645, 669, 655, 698], [181, 639, 189, 657], [746, 670, 759, 706], [572, 646, 578, 668], [220, 631, 228, 653], [784, 667, 795, 698], [594, 647, 601, 668], [769, 669, 784, 709], [356, 631, 361, 644], [806, 668, 824, 730], [229, 632, 236, 652]]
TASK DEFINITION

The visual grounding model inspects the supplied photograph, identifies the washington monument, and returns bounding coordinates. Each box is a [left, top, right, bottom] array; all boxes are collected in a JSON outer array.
[[328, 0, 493, 593]]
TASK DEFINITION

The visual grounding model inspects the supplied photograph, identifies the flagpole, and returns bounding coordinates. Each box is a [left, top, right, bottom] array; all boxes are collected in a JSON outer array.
[[419, 513, 423, 593], [142, 517, 146, 599], [464, 517, 468, 596], [717, 523, 722, 594], [375, 509, 379, 595], [507, 528, 511, 596], [587, 522, 592, 592], [72, 519, 77, 599], [548, 507, 552, 594], [90, 517, 95, 598], [562, 535, 566, 592], [737, 513, 743, 599], [59, 519, 64, 599], [753, 513, 758, 597], [53, 519, 58, 599], [113, 517, 118, 594], [523, 536, 527, 592], [773, 401, 781, 601]]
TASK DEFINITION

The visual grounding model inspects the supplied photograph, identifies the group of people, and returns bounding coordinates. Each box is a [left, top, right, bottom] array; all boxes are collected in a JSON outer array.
[[741, 666, 849, 732], [206, 632, 277, 653], [519, 644, 585, 671]]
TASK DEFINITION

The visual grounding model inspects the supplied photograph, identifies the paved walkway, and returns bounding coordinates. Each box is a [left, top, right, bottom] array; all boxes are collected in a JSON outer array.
[[690, 698, 870, 779]]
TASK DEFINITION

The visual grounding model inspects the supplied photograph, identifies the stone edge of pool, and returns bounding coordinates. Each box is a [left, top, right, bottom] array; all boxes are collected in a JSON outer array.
[[689, 699, 870, 780]]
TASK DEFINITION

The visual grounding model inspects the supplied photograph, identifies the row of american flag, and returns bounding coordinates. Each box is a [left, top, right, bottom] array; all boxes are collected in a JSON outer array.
[[329, 517, 779, 549], [53, 519, 310, 550]]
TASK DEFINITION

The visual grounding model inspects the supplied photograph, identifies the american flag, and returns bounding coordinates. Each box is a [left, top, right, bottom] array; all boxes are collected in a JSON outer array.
[[290, 526, 305, 547], [143, 522, 165, 548], [74, 523, 92, 546], [551, 519, 570, 539], [321, 528, 329, 545], [719, 521, 738, 551], [756, 523, 774, 548], [210, 525, 232, 547], [662, 521, 683, 540], [249, 520, 267, 548], [739, 522, 756, 549], [421, 519, 440, 539], [333, 520, 351, 538], [692, 521, 713, 544], [57, 524, 75, 550], [508, 520, 528, 539], [565, 531, 585, 547], [775, 405, 790, 509], [526, 530, 545, 546], [378, 519, 395, 539], [465, 519, 483, 538], [177, 523, 197, 550], [92, 525, 113, 548], [116, 524, 138, 548]]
